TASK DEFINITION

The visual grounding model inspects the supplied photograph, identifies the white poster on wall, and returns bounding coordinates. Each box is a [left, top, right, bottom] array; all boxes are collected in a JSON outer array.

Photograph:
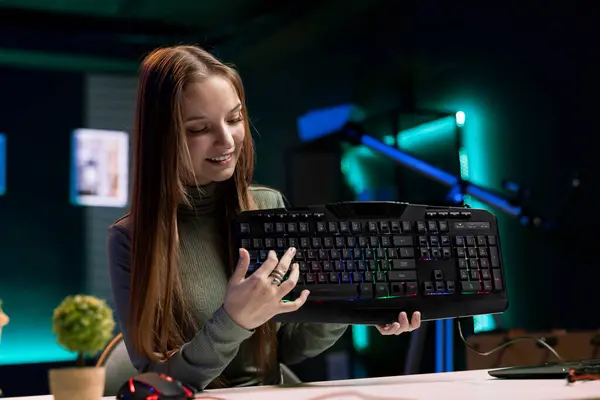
[[70, 128, 129, 207]]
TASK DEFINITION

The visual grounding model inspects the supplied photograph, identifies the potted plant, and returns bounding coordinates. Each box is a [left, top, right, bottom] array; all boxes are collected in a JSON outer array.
[[49, 294, 115, 400]]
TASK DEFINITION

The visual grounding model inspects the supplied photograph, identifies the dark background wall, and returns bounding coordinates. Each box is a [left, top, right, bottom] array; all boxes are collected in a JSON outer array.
[[0, 1, 598, 396], [0, 67, 85, 363]]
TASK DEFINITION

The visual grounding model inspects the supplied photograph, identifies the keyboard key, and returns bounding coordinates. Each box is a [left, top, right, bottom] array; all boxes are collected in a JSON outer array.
[[388, 270, 417, 281], [375, 283, 388, 298], [305, 284, 359, 300], [360, 283, 374, 298], [492, 269, 503, 291], [393, 235, 413, 246], [461, 281, 481, 292], [489, 247, 500, 267], [392, 259, 416, 270]]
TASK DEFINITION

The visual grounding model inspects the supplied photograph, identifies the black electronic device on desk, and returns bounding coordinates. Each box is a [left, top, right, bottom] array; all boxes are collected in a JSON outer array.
[[489, 359, 600, 380], [116, 372, 198, 400], [231, 201, 509, 325]]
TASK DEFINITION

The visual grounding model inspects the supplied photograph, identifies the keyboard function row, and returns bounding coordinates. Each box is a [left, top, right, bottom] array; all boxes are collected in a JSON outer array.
[[239, 216, 484, 236]]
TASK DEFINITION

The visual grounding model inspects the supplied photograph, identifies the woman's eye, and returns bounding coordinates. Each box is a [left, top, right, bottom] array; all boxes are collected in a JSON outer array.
[[228, 116, 244, 124], [188, 127, 208, 134]]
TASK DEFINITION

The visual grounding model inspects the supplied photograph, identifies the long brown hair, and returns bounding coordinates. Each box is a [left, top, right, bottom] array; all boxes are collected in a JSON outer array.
[[128, 45, 277, 388]]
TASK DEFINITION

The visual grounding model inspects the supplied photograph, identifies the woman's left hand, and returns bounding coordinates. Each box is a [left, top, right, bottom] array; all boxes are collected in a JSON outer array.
[[376, 311, 421, 336]]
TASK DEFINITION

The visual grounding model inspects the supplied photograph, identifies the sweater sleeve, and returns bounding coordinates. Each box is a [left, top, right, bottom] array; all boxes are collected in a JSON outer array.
[[263, 190, 350, 365], [107, 224, 254, 390], [278, 323, 348, 365]]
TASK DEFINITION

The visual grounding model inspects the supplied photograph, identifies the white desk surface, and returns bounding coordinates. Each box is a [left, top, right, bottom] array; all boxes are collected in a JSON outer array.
[[4, 369, 600, 400]]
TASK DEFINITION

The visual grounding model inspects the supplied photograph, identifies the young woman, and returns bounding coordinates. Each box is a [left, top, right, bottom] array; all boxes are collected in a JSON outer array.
[[107, 45, 420, 391]]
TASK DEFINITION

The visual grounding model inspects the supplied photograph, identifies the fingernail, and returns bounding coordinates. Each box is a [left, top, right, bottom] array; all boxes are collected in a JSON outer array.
[[292, 262, 299, 269], [269, 250, 276, 258], [290, 247, 296, 254]]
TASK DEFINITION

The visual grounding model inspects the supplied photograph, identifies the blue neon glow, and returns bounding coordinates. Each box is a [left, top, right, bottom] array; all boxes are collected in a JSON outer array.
[[445, 318, 454, 372], [360, 135, 459, 186], [446, 185, 464, 204], [359, 135, 522, 217], [435, 320, 444, 372], [503, 181, 520, 193], [297, 104, 365, 142], [0, 134, 5, 195]]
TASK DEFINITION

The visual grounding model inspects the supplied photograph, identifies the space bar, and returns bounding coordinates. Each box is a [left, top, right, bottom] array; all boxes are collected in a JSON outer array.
[[304, 284, 358, 300]]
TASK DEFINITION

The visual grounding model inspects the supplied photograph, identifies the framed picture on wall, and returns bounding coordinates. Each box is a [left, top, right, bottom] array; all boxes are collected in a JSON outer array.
[[0, 133, 5, 196], [70, 128, 129, 207]]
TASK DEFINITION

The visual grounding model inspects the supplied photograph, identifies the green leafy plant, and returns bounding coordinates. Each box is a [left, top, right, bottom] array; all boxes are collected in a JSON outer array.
[[52, 295, 115, 367]]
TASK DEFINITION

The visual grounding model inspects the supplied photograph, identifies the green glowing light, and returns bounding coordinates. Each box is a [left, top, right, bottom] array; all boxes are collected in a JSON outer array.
[[397, 116, 457, 152], [382, 135, 396, 146]]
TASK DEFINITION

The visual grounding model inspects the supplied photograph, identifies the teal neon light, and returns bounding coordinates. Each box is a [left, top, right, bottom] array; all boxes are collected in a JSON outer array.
[[397, 116, 457, 151], [340, 144, 379, 195], [352, 325, 369, 352], [382, 135, 395, 146]]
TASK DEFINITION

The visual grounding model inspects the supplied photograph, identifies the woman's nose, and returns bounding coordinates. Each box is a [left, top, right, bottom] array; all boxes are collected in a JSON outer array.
[[214, 124, 235, 148]]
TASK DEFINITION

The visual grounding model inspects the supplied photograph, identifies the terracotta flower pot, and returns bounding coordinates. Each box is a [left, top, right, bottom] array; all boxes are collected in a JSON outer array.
[[49, 366, 105, 400], [0, 310, 8, 327], [0, 310, 8, 341]]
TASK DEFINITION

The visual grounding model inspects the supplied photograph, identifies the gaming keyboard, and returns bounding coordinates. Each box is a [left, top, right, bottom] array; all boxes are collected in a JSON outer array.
[[231, 201, 509, 325]]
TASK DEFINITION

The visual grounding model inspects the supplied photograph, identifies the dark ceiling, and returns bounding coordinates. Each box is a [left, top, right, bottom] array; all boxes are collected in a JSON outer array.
[[1, 1, 592, 75], [0, 0, 387, 72], [0, 0, 279, 28]]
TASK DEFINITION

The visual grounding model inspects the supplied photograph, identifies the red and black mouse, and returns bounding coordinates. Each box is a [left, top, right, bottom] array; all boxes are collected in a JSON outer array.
[[116, 372, 199, 400]]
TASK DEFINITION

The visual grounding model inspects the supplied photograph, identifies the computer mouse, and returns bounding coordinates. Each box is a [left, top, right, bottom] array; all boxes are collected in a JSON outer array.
[[116, 372, 198, 400]]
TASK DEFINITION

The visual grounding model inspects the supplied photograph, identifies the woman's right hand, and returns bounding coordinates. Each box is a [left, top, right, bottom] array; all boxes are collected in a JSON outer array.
[[223, 247, 310, 330]]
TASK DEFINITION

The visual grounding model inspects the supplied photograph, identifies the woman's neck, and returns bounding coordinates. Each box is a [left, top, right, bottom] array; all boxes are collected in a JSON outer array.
[[178, 181, 221, 218]]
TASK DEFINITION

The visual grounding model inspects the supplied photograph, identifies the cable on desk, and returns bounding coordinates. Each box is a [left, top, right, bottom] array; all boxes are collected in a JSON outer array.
[[457, 318, 563, 361]]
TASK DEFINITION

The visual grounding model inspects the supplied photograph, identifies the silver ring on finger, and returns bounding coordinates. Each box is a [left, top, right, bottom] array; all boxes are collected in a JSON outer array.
[[269, 268, 284, 280], [271, 277, 282, 286], [269, 269, 284, 285]]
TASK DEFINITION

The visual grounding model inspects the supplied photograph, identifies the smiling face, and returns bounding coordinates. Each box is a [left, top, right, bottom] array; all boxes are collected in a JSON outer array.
[[181, 74, 245, 186]]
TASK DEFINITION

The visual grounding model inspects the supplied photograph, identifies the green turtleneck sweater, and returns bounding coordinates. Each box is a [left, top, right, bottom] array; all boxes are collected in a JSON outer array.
[[107, 184, 348, 390]]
